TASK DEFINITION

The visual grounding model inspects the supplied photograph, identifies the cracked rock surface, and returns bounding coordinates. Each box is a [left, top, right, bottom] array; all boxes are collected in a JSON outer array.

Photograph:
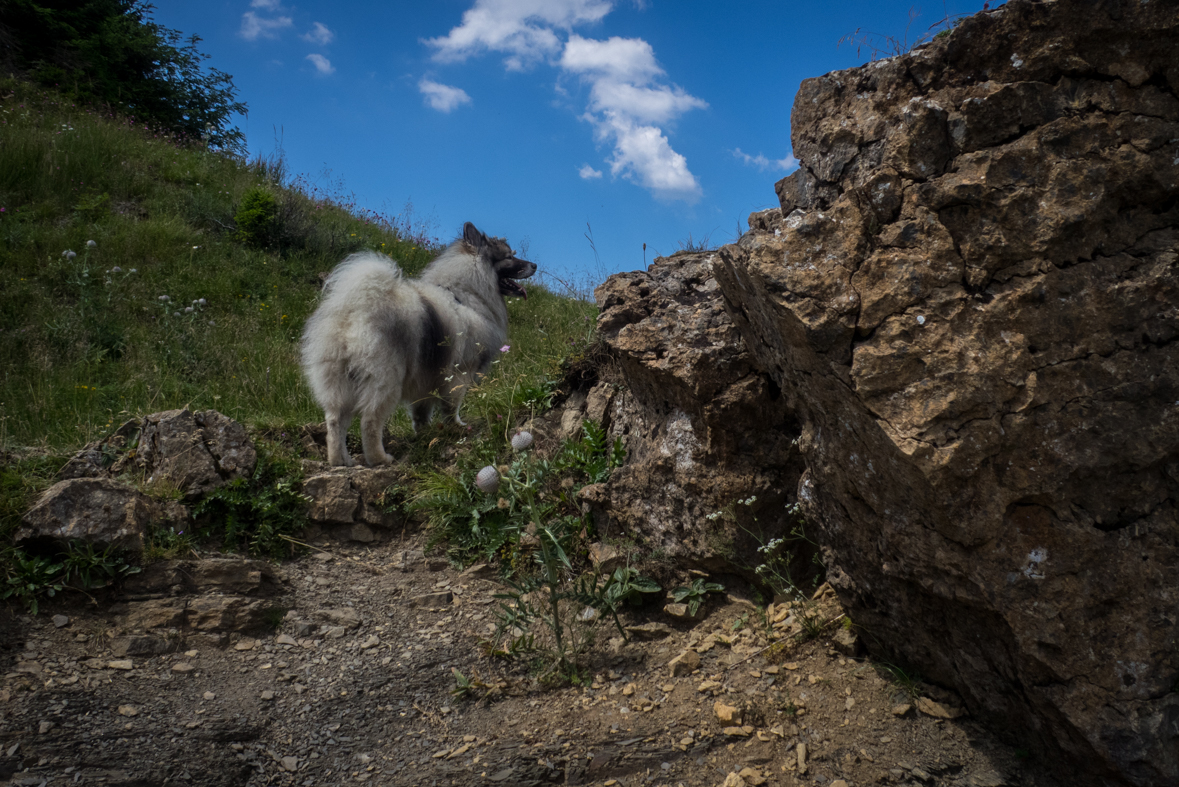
[[700, 1, 1179, 785]]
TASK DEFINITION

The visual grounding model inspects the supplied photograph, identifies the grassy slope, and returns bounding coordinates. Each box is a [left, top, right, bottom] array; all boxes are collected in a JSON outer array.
[[0, 77, 597, 543]]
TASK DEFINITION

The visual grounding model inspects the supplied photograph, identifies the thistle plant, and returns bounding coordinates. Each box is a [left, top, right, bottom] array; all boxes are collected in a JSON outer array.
[[473, 428, 626, 679]]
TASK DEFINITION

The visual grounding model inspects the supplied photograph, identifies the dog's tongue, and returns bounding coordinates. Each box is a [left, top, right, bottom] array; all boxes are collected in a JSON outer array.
[[521, 284, 527, 300]]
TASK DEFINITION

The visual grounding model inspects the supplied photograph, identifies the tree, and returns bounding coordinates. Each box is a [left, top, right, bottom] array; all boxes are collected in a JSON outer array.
[[0, 0, 248, 154]]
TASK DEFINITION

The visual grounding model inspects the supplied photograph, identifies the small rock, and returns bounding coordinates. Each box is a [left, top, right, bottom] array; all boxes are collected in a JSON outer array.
[[260, 690, 275, 701], [916, 696, 965, 719], [721, 726, 751, 737], [968, 771, 1009, 787], [831, 626, 861, 655], [323, 625, 347, 639], [107, 660, 133, 670], [172, 662, 194, 673], [275, 634, 297, 646], [797, 742, 808, 774], [720, 774, 747, 787], [738, 768, 768, 786], [891, 703, 912, 717], [52, 614, 70, 628], [280, 755, 299, 772], [117, 705, 138, 717], [39, 721, 55, 734], [663, 602, 694, 619], [234, 638, 257, 651], [714, 701, 742, 725], [460, 562, 496, 579], [668, 649, 701, 677], [697, 680, 722, 693], [410, 590, 453, 608], [203, 691, 216, 701], [831, 781, 850, 787], [625, 622, 672, 640], [622, 683, 636, 696]]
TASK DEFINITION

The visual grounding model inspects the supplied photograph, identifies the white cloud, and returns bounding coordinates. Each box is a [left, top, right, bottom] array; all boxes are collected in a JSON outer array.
[[426, 2, 704, 201], [561, 35, 705, 201], [241, 11, 293, 41], [250, 0, 282, 9], [303, 22, 335, 46], [419, 79, 472, 112], [732, 148, 799, 172], [426, 0, 613, 70], [306, 54, 335, 75]]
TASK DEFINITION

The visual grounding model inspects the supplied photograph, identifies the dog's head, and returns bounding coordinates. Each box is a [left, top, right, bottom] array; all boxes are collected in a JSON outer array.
[[464, 222, 537, 299]]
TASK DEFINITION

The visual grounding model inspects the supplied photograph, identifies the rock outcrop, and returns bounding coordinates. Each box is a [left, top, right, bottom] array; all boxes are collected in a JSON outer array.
[[581, 0, 1177, 782], [574, 252, 805, 570], [694, 1, 1178, 784]]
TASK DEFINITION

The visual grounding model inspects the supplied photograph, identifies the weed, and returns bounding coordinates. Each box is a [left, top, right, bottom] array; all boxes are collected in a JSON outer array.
[[60, 542, 141, 590], [676, 232, 715, 253], [749, 503, 824, 601], [2, 551, 64, 614], [838, 3, 968, 62], [877, 661, 923, 702], [671, 578, 725, 616], [450, 667, 491, 700], [262, 606, 288, 631], [192, 444, 311, 559], [601, 567, 662, 607], [475, 429, 626, 680]]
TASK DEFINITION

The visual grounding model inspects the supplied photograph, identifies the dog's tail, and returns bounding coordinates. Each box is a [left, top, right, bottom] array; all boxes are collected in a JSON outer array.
[[322, 252, 403, 299]]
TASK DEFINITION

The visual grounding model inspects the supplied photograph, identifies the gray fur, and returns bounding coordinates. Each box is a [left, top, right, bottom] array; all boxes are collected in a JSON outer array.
[[301, 222, 536, 466]]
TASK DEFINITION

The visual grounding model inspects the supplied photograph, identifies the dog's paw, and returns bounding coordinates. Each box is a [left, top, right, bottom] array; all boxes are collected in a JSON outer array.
[[365, 452, 393, 466]]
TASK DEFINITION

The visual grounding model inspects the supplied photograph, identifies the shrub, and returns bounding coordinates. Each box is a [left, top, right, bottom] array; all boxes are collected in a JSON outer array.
[[234, 187, 278, 247]]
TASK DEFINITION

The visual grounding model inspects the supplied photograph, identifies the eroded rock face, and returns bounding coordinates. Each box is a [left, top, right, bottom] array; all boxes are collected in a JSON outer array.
[[583, 252, 804, 569], [710, 1, 1179, 784], [138, 409, 257, 500], [16, 478, 177, 552]]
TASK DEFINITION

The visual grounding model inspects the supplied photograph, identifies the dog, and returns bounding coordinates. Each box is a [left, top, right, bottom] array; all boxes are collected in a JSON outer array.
[[301, 222, 536, 466]]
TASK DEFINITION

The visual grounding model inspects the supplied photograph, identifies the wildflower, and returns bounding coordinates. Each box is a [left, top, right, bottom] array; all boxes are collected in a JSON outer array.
[[208, 320, 216, 326], [63, 250, 77, 260], [511, 431, 533, 452], [198, 298, 206, 306], [158, 295, 170, 302], [86, 240, 96, 248], [184, 306, 193, 314], [193, 245, 199, 250], [497, 498, 510, 510], [475, 466, 500, 494], [111, 266, 122, 273], [500, 344, 510, 353], [130, 268, 137, 274]]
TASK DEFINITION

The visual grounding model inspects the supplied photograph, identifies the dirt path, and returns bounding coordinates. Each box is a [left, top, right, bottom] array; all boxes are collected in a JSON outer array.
[[1, 536, 1062, 787]]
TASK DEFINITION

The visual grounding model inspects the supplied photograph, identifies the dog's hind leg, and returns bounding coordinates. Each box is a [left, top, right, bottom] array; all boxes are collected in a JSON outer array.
[[360, 401, 395, 465], [325, 409, 355, 467], [410, 399, 434, 432]]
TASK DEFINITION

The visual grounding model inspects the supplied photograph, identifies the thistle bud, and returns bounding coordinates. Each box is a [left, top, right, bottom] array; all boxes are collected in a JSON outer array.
[[475, 466, 500, 494], [86, 240, 96, 248], [511, 431, 534, 452]]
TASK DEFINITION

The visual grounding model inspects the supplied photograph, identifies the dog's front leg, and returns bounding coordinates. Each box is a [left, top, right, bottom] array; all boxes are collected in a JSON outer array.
[[360, 410, 394, 465]]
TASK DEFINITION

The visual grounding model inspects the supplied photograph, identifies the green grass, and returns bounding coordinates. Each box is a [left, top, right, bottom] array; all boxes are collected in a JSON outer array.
[[0, 77, 596, 453], [0, 78, 601, 600]]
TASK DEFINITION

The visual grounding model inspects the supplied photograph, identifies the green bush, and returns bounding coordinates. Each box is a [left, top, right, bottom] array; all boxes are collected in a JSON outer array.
[[234, 187, 278, 248]]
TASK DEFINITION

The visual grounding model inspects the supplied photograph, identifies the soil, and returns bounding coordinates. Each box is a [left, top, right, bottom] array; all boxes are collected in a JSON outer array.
[[0, 535, 1065, 787]]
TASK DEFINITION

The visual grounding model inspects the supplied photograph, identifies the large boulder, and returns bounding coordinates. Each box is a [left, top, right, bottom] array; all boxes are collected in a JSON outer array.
[[573, 251, 805, 570], [16, 478, 180, 552], [707, 1, 1179, 784]]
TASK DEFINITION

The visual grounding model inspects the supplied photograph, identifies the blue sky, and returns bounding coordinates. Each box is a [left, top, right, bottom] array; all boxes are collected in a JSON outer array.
[[150, 0, 998, 287]]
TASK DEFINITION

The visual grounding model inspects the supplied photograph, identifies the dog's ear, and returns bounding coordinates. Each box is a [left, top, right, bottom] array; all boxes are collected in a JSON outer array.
[[462, 222, 486, 251]]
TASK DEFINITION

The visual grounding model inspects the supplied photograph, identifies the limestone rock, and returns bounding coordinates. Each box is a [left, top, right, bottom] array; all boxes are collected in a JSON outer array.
[[137, 409, 256, 500], [668, 649, 701, 677], [302, 464, 403, 538], [703, 1, 1179, 783], [16, 477, 176, 551], [577, 250, 806, 571]]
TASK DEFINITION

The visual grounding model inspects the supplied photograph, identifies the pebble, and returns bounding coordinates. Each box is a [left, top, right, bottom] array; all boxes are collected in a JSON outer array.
[[108, 660, 133, 670], [203, 691, 216, 700], [260, 690, 275, 701], [280, 755, 299, 772], [234, 638, 257, 651], [117, 705, 138, 717], [172, 662, 194, 673], [38, 721, 54, 734], [52, 615, 70, 628], [668, 649, 701, 676]]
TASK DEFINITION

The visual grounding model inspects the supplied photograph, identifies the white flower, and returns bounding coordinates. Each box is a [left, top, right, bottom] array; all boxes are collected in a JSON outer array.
[[158, 295, 170, 302], [511, 431, 533, 452], [62, 250, 76, 260], [129, 268, 137, 274], [86, 240, 96, 248], [198, 298, 207, 306], [184, 306, 194, 314], [110, 266, 122, 273], [475, 466, 500, 494]]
